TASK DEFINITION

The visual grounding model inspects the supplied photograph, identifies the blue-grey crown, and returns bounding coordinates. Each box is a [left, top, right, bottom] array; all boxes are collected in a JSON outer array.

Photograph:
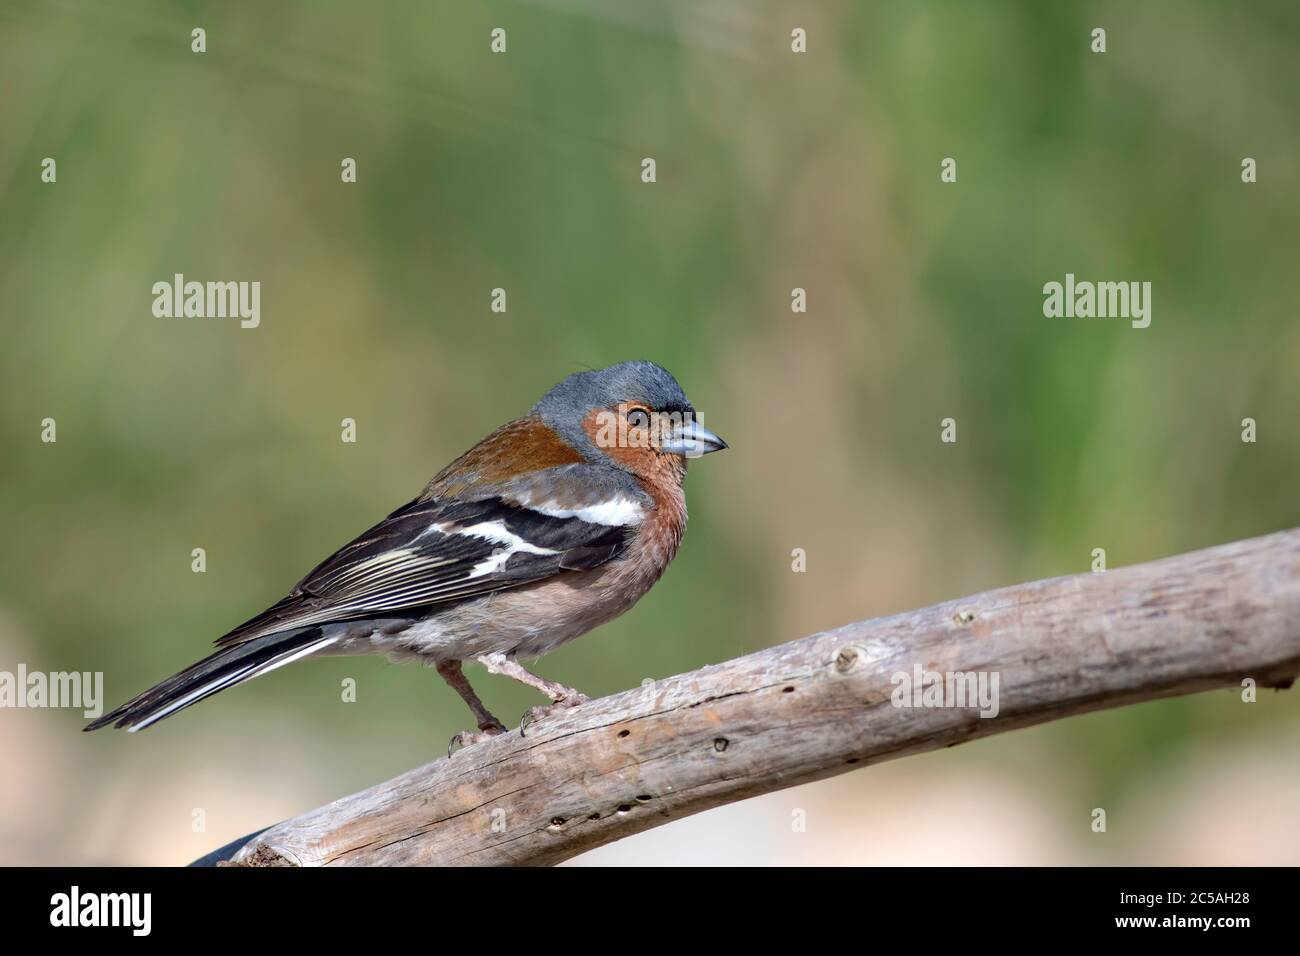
[[532, 361, 693, 461], [533, 361, 692, 418]]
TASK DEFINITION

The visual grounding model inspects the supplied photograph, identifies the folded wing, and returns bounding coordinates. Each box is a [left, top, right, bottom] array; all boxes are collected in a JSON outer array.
[[214, 473, 646, 648]]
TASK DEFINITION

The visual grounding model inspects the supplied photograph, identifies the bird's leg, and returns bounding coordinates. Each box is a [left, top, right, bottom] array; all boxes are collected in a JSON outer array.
[[476, 652, 589, 736], [477, 652, 586, 701], [438, 660, 506, 756]]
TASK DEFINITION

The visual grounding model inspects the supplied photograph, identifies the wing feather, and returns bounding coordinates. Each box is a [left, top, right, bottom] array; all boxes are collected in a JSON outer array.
[[214, 488, 639, 647]]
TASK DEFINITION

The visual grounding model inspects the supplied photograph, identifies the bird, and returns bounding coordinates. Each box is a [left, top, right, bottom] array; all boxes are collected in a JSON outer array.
[[85, 361, 727, 749]]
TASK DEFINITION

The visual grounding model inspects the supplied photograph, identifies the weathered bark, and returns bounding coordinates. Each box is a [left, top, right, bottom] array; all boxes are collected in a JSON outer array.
[[215, 528, 1300, 867]]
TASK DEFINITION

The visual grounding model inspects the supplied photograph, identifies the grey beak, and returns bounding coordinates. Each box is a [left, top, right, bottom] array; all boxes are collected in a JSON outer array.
[[661, 418, 728, 458]]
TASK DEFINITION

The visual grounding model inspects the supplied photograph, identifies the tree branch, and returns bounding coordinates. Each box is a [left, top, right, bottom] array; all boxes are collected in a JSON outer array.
[[212, 528, 1300, 867]]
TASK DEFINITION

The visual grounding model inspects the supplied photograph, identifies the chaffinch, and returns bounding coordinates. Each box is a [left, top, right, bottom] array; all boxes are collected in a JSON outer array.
[[86, 361, 726, 748]]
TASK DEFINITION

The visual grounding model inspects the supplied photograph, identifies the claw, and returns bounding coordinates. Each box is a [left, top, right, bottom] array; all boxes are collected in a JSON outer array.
[[448, 723, 506, 757], [519, 694, 589, 737]]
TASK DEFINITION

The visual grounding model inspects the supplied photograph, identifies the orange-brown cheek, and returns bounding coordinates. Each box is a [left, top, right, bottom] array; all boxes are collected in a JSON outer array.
[[582, 408, 691, 489], [581, 407, 676, 480]]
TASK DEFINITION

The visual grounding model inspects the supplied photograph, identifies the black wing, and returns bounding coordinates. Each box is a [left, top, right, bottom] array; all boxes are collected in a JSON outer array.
[[214, 494, 637, 648]]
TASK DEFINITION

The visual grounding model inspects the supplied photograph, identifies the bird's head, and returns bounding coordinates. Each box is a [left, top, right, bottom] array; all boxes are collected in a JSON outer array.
[[533, 361, 727, 480]]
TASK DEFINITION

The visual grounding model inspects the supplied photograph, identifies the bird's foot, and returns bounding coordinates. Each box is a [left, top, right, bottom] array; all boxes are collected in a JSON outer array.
[[447, 721, 507, 758], [519, 693, 589, 737]]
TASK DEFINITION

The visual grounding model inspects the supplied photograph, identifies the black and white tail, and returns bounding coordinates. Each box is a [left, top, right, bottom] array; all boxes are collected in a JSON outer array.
[[84, 628, 336, 732]]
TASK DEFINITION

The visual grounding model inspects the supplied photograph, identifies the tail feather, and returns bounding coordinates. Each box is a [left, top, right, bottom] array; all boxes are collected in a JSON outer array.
[[85, 627, 335, 732]]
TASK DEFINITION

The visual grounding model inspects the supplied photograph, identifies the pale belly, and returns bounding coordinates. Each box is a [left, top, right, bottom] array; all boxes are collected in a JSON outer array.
[[321, 544, 671, 665]]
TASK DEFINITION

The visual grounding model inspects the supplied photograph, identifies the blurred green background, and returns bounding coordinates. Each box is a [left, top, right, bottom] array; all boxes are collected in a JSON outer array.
[[1, 0, 1298, 865]]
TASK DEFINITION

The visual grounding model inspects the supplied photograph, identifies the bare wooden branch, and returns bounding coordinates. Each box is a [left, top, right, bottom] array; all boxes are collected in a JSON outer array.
[[217, 528, 1300, 867]]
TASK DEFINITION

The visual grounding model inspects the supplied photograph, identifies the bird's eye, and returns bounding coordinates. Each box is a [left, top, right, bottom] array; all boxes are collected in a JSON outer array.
[[626, 408, 651, 430]]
